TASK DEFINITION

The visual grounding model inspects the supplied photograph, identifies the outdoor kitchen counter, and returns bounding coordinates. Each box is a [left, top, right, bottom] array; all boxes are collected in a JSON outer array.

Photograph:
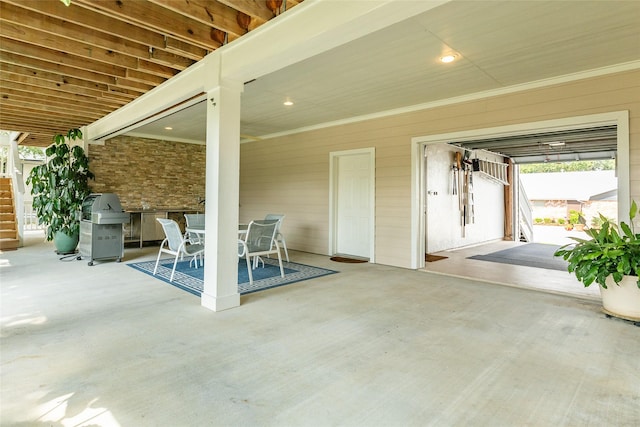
[[124, 207, 200, 247]]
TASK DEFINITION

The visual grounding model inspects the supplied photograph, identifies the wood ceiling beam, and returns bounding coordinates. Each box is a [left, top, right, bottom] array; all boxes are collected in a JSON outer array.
[[0, 113, 84, 131], [0, 22, 139, 71], [0, 78, 126, 109], [0, 127, 64, 144], [100, 91, 136, 103], [125, 69, 167, 86], [217, 0, 272, 22], [0, 97, 109, 118], [0, 2, 194, 71], [0, 37, 127, 78], [1, 89, 116, 115], [0, 54, 140, 99], [0, 111, 98, 135], [0, 0, 305, 143], [111, 78, 155, 93], [0, 115, 69, 131], [0, 61, 110, 92], [16, 133, 30, 144], [137, 59, 182, 79], [74, 0, 223, 50], [147, 48, 195, 71], [104, 86, 142, 100], [17, 136, 54, 148], [148, 0, 245, 39], [3, 0, 167, 52], [164, 36, 211, 61]]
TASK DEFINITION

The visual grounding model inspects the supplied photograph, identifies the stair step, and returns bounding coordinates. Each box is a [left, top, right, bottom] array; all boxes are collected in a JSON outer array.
[[0, 229, 17, 239], [0, 221, 17, 231], [0, 206, 14, 214], [0, 238, 19, 251], [0, 213, 14, 221]]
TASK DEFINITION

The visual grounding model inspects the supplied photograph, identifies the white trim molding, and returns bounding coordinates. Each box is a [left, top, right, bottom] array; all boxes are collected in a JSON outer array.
[[410, 110, 630, 270]]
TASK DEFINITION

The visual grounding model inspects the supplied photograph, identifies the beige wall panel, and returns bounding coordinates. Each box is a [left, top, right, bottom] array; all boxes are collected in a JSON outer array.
[[376, 205, 409, 218], [376, 166, 412, 180], [242, 70, 639, 268]]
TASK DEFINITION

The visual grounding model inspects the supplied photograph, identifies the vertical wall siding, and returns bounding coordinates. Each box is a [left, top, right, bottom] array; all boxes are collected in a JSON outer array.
[[89, 135, 206, 210], [240, 69, 640, 269], [425, 144, 506, 253]]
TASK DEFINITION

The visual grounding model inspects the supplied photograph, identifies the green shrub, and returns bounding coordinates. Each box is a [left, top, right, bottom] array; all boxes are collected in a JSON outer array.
[[543, 218, 552, 224], [534, 218, 543, 224], [557, 218, 566, 225], [568, 209, 585, 225]]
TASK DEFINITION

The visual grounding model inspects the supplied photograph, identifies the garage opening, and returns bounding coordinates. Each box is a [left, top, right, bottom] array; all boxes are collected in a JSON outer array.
[[447, 124, 618, 245]]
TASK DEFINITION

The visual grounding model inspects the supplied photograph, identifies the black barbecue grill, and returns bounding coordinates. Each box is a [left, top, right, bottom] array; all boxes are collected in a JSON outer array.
[[79, 193, 130, 266]]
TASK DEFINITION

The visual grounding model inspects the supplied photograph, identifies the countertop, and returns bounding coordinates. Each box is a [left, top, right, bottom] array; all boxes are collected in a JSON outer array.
[[125, 207, 201, 213]]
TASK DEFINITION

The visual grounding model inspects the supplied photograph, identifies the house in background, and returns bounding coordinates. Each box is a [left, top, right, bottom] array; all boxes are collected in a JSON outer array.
[[520, 171, 618, 226]]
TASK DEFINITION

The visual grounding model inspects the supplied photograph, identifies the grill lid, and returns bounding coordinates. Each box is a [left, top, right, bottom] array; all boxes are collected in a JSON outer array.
[[81, 193, 129, 224]]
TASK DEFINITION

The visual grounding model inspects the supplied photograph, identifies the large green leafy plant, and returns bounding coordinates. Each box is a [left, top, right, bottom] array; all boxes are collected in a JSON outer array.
[[554, 200, 640, 289], [26, 129, 94, 241]]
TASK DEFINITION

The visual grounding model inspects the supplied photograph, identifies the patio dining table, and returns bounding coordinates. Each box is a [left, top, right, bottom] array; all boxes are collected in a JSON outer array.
[[185, 223, 249, 238]]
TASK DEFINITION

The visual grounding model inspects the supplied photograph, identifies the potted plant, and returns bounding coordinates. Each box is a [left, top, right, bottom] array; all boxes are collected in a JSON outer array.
[[554, 201, 640, 322], [568, 209, 586, 231], [26, 128, 94, 254]]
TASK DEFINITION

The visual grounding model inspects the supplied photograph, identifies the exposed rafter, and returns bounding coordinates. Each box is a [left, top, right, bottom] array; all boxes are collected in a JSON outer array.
[[0, 0, 305, 146]]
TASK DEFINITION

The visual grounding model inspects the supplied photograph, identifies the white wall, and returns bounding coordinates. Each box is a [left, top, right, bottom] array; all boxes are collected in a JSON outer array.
[[425, 144, 505, 253]]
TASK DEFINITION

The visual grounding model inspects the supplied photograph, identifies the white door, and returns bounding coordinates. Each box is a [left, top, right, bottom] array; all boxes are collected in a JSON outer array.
[[334, 151, 373, 258]]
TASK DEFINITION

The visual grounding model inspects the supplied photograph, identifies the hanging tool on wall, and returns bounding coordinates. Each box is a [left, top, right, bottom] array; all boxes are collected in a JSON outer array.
[[468, 163, 475, 224], [454, 151, 465, 236], [462, 166, 468, 237], [455, 151, 463, 208], [451, 152, 459, 196]]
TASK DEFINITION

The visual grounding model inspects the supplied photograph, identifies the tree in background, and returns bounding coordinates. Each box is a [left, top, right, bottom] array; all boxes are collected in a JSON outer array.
[[18, 146, 45, 161], [520, 159, 615, 174]]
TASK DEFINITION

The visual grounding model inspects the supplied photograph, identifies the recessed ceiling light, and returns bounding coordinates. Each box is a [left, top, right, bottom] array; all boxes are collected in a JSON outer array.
[[283, 100, 293, 106], [164, 126, 173, 130], [440, 54, 457, 63], [547, 141, 565, 147]]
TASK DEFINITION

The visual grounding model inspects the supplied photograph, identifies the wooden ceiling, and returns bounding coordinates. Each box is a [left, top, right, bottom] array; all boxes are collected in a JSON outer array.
[[0, 0, 304, 146]]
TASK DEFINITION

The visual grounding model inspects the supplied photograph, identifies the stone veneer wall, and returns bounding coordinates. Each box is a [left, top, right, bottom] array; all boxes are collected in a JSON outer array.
[[87, 135, 205, 210]]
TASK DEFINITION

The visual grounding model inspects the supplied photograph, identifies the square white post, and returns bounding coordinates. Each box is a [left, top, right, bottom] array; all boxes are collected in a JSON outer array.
[[201, 81, 243, 311]]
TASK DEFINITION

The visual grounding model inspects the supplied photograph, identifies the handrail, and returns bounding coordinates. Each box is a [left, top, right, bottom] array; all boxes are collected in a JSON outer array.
[[518, 179, 534, 242], [12, 143, 25, 195], [0, 145, 8, 178]]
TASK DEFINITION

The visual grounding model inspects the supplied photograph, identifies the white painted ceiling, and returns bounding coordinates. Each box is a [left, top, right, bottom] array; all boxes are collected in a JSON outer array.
[[126, 0, 640, 144]]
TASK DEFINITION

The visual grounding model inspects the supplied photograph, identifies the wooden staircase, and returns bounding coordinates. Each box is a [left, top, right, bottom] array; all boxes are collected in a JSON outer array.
[[0, 177, 19, 251]]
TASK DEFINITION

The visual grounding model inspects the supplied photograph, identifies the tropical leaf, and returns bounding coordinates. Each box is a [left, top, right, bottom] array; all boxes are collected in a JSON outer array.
[[554, 201, 640, 288], [26, 128, 93, 242]]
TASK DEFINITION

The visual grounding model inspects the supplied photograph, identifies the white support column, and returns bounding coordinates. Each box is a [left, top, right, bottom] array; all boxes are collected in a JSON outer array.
[[200, 80, 243, 312]]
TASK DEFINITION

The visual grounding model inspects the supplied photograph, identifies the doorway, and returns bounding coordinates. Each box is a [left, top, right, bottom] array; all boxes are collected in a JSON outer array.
[[410, 111, 630, 270], [329, 148, 375, 260]]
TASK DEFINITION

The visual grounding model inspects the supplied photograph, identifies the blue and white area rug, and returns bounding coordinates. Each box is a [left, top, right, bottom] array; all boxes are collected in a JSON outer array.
[[128, 257, 338, 296]]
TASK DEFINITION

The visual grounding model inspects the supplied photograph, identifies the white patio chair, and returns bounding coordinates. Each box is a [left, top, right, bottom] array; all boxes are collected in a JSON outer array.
[[264, 213, 289, 262], [238, 219, 284, 286], [154, 218, 204, 282], [184, 213, 205, 242]]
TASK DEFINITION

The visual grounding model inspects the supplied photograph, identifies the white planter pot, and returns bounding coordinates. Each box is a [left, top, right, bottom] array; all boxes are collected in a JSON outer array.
[[601, 275, 640, 321]]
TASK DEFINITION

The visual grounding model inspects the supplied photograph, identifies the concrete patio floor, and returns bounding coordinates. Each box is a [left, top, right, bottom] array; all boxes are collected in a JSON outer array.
[[1, 232, 639, 426]]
